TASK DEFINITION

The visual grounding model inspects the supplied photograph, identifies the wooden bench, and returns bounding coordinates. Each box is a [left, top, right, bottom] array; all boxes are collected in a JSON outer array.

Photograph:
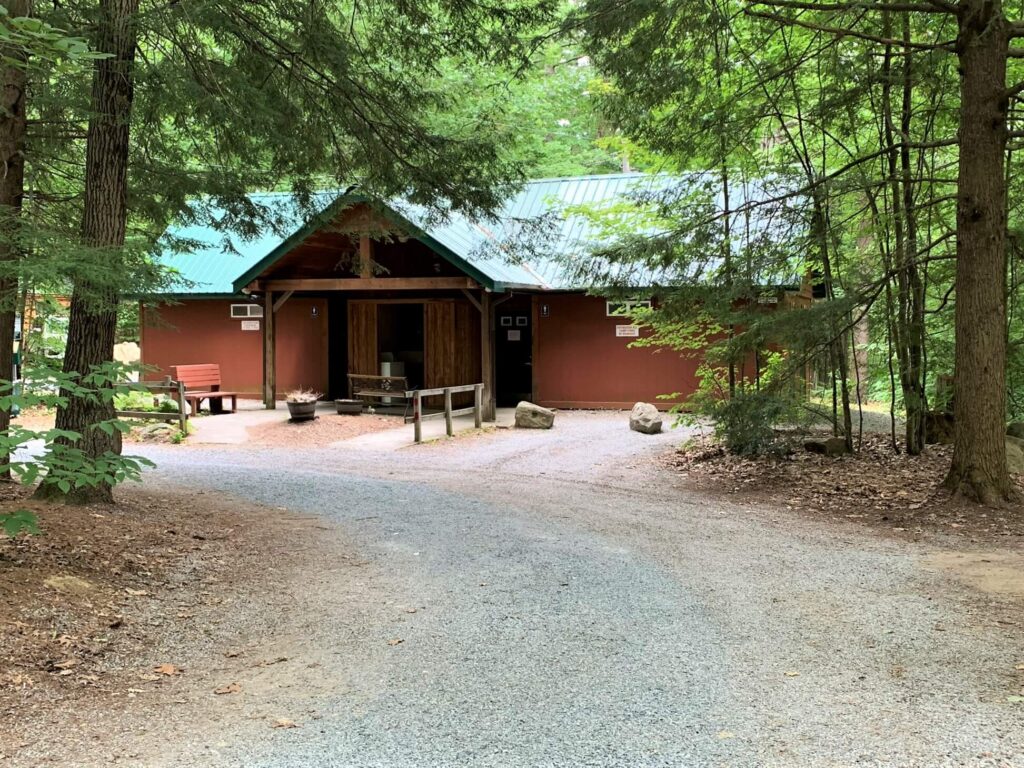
[[172, 364, 239, 415], [348, 374, 410, 413]]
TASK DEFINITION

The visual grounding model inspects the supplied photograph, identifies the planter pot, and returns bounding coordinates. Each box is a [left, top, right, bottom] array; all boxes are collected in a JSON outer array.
[[335, 399, 363, 415], [286, 400, 317, 422]]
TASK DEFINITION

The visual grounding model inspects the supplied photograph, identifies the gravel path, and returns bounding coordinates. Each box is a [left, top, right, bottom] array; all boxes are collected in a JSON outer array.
[[130, 412, 1024, 767]]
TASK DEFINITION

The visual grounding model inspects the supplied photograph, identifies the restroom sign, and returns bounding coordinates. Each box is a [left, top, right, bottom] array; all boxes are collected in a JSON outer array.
[[240, 320, 260, 331], [615, 325, 640, 337]]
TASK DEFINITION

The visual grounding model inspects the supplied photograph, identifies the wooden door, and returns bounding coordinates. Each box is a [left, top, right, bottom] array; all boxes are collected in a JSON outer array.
[[424, 300, 480, 407], [347, 301, 378, 381], [424, 301, 454, 407]]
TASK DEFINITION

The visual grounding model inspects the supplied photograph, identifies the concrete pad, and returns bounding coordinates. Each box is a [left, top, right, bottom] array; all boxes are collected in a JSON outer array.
[[188, 399, 336, 445]]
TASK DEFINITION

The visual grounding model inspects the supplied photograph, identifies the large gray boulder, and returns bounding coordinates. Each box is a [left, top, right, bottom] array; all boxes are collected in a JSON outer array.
[[1007, 422, 1024, 440], [1007, 435, 1024, 475], [515, 401, 555, 429], [629, 402, 663, 434]]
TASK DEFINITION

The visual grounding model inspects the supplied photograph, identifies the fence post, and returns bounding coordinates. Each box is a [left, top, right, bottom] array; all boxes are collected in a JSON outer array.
[[177, 380, 187, 433], [444, 387, 453, 437], [474, 384, 483, 429], [413, 390, 422, 443]]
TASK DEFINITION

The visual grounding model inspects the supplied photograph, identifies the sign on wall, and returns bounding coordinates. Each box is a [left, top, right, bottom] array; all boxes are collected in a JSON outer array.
[[615, 325, 640, 337], [240, 320, 260, 331]]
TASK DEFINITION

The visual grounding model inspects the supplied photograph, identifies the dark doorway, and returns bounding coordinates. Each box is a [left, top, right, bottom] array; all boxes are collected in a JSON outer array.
[[377, 303, 424, 390], [327, 295, 348, 399], [495, 300, 532, 406]]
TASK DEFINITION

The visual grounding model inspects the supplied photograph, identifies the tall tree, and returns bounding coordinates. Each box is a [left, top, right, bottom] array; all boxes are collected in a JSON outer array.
[[944, 0, 1012, 501], [39, 0, 138, 504], [0, 0, 29, 482]]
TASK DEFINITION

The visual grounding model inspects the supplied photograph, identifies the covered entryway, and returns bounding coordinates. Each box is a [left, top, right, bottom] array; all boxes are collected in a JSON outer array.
[[236, 201, 500, 419]]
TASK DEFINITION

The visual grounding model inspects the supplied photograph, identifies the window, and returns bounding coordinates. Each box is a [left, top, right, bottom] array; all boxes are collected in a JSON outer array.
[[606, 299, 652, 317], [230, 303, 264, 319]]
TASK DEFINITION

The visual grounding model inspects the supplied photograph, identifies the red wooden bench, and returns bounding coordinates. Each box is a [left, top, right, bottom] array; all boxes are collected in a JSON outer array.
[[171, 364, 239, 415]]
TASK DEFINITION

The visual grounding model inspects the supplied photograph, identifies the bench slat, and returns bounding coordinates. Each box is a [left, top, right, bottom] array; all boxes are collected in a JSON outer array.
[[173, 363, 224, 390]]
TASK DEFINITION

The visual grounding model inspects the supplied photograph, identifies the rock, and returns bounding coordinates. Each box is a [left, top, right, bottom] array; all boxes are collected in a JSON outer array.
[[1007, 422, 1024, 440], [803, 437, 847, 457], [514, 401, 555, 429], [925, 410, 955, 445], [1008, 436, 1024, 475], [629, 402, 663, 434], [44, 575, 95, 595], [143, 422, 174, 435]]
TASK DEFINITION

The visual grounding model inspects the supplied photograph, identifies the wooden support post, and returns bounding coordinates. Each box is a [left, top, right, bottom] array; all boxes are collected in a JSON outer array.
[[444, 387, 453, 437], [263, 291, 276, 409], [177, 379, 187, 433], [412, 390, 422, 443], [359, 235, 373, 278], [480, 291, 496, 421], [474, 383, 483, 429]]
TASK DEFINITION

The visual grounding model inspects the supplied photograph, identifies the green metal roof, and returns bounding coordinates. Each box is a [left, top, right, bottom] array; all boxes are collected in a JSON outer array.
[[154, 173, 670, 296]]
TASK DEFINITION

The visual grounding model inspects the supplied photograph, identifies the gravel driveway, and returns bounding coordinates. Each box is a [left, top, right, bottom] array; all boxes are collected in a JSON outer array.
[[133, 412, 1024, 767]]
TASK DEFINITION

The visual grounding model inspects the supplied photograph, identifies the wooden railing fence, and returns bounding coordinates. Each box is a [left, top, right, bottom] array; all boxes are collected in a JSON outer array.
[[405, 383, 484, 443]]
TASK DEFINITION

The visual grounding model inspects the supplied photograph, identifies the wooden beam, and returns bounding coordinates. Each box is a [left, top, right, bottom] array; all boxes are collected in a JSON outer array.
[[461, 288, 482, 312], [480, 290, 496, 421], [254, 277, 479, 292], [263, 291, 276, 409], [272, 290, 294, 313], [359, 235, 373, 278]]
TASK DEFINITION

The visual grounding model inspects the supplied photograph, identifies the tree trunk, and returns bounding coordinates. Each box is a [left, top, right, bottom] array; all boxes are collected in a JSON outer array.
[[943, 0, 1013, 503], [813, 197, 853, 451], [0, 0, 29, 482], [38, 0, 138, 504]]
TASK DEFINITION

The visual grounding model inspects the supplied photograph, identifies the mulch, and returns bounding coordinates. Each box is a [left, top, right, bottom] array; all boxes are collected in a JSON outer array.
[[245, 412, 402, 446], [663, 432, 1024, 542]]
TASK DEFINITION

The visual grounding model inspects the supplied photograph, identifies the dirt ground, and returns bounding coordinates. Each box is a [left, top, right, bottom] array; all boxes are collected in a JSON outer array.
[[0, 483, 357, 766], [244, 413, 402, 446], [3, 413, 1023, 766], [664, 431, 1024, 543]]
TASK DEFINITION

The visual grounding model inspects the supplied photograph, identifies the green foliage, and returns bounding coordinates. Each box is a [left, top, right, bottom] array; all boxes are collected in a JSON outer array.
[[114, 390, 178, 414], [0, 362, 154, 496], [681, 354, 807, 456], [430, 42, 625, 178], [0, 508, 38, 536], [116, 302, 139, 344], [0, 6, 104, 69]]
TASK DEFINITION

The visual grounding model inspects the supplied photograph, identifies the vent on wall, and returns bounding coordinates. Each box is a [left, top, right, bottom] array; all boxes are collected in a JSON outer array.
[[606, 299, 651, 317], [230, 303, 264, 319]]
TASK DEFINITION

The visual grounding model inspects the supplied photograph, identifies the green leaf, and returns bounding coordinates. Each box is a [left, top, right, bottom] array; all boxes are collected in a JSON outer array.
[[1, 509, 39, 536]]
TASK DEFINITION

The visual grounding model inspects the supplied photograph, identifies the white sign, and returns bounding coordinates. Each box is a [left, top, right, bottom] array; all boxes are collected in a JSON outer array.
[[507, 330, 521, 341], [616, 325, 640, 337], [241, 320, 260, 331]]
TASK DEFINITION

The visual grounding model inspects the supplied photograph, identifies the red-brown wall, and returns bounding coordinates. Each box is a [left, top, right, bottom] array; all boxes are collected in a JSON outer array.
[[143, 293, 711, 409], [532, 293, 701, 409], [141, 298, 327, 397]]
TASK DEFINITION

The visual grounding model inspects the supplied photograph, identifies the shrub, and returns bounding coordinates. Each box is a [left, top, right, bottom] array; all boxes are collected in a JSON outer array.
[[682, 354, 806, 456]]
